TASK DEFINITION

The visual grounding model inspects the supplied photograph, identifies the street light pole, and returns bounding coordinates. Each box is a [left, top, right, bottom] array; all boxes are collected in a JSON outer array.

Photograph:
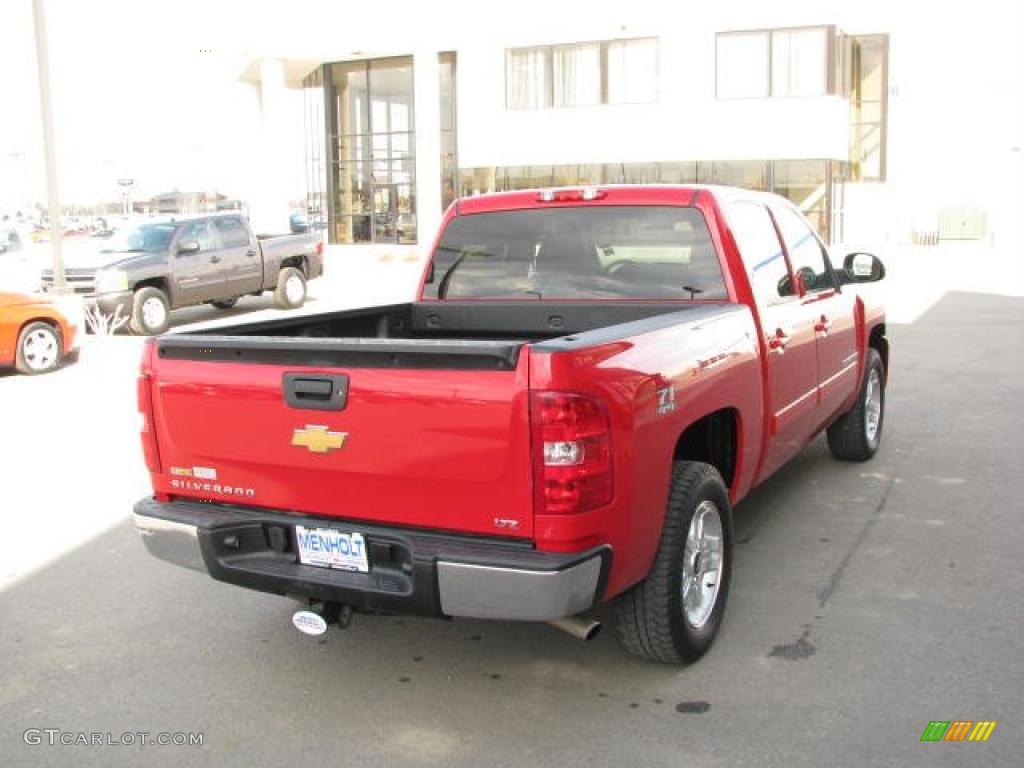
[[32, 0, 66, 292]]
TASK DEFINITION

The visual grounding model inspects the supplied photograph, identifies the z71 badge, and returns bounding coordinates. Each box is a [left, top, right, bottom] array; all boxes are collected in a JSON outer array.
[[656, 386, 677, 415]]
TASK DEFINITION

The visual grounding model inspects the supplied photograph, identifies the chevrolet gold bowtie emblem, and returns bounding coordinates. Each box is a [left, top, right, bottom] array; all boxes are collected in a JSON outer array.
[[291, 425, 348, 454]]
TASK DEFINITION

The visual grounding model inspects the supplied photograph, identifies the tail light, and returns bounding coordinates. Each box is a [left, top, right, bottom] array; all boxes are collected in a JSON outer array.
[[531, 392, 613, 514], [137, 362, 162, 474], [316, 239, 324, 256]]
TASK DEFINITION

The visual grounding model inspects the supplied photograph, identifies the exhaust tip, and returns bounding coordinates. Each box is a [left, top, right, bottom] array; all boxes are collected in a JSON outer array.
[[547, 616, 602, 641]]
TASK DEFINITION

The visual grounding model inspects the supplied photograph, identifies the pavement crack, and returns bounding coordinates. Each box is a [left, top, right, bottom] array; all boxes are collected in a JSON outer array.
[[816, 476, 895, 608]]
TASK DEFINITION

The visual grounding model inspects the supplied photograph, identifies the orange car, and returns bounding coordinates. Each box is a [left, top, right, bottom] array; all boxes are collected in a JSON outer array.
[[0, 291, 82, 374]]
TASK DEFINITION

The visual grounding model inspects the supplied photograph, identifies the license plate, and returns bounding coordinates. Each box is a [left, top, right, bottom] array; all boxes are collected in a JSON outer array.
[[295, 525, 368, 573]]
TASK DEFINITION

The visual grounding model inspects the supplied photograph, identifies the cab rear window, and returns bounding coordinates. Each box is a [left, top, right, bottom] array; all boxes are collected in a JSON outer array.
[[423, 206, 727, 301]]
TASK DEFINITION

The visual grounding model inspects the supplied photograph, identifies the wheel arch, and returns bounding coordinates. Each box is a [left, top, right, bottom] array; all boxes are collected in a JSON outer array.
[[18, 315, 63, 341], [279, 254, 308, 276], [672, 407, 740, 493], [869, 323, 889, 379], [133, 277, 173, 305]]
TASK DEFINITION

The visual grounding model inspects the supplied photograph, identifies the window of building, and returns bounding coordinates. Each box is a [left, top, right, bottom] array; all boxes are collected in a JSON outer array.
[[323, 57, 416, 244], [606, 38, 659, 103], [506, 38, 658, 109], [717, 27, 833, 99], [772, 159, 828, 236], [716, 32, 769, 99], [506, 48, 549, 109], [698, 160, 769, 190], [553, 42, 601, 107], [605, 163, 660, 184], [301, 66, 327, 233], [728, 202, 791, 307], [772, 28, 829, 97], [459, 158, 836, 242], [847, 34, 889, 181], [439, 52, 458, 212]]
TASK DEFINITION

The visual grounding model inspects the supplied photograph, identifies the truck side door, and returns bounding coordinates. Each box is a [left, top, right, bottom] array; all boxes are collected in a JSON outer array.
[[772, 206, 859, 429], [212, 216, 262, 296], [727, 201, 820, 480], [172, 219, 223, 305]]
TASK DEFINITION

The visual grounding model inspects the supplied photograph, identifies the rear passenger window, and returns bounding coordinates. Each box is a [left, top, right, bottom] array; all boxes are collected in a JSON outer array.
[[213, 217, 251, 248], [728, 202, 790, 307], [774, 207, 833, 294]]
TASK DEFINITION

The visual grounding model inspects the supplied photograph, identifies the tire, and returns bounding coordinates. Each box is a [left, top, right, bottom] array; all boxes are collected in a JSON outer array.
[[210, 297, 239, 310], [827, 348, 885, 461], [615, 462, 733, 664], [130, 286, 171, 335], [274, 266, 307, 309], [15, 321, 63, 374]]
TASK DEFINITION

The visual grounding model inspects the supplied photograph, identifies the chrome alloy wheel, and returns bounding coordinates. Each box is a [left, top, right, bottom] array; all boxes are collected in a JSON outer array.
[[142, 296, 167, 330], [22, 328, 59, 371], [865, 367, 882, 443], [681, 500, 724, 629]]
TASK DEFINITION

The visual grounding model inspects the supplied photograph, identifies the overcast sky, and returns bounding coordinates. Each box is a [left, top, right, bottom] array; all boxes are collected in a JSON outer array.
[[0, 0, 266, 206]]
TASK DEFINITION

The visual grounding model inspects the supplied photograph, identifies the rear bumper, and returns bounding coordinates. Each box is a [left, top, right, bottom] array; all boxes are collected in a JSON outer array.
[[132, 497, 607, 621]]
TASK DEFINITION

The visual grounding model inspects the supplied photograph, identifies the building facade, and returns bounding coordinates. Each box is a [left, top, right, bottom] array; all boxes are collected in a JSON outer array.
[[237, 3, 1023, 254]]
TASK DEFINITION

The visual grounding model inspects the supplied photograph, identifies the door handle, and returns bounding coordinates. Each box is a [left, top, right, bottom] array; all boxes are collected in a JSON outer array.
[[283, 373, 349, 411], [210, 255, 221, 264], [814, 315, 832, 334], [246, 250, 257, 257], [767, 328, 790, 354]]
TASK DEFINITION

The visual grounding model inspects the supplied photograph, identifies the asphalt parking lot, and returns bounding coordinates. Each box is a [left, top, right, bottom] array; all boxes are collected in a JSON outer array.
[[1, 251, 1022, 766]]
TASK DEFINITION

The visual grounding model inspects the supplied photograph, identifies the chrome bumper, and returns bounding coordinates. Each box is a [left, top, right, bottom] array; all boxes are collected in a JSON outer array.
[[132, 512, 207, 573], [436, 558, 602, 621], [132, 505, 604, 621]]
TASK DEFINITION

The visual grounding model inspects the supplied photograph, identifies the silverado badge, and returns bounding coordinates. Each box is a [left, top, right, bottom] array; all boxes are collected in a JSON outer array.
[[291, 425, 348, 454]]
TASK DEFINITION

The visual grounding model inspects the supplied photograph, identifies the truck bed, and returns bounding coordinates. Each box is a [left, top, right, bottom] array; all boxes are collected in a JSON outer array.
[[143, 299, 742, 539]]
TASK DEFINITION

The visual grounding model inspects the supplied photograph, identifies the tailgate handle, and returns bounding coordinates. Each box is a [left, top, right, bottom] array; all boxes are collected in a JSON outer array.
[[283, 373, 349, 411]]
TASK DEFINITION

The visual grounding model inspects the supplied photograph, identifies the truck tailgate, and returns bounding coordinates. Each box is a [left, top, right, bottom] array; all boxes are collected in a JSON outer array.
[[144, 336, 534, 539]]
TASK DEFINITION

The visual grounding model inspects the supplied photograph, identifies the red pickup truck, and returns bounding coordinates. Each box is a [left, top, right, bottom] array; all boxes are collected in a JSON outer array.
[[132, 185, 887, 664]]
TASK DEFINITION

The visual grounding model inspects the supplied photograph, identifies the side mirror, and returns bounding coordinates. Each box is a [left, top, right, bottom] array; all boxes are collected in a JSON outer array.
[[177, 239, 200, 255], [843, 252, 885, 283]]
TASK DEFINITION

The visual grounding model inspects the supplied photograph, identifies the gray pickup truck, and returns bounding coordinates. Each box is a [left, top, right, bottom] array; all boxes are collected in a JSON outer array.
[[41, 214, 323, 334]]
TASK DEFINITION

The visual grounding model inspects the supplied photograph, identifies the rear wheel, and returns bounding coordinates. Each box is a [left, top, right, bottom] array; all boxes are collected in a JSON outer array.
[[615, 461, 733, 664], [130, 286, 170, 335], [827, 348, 885, 461], [274, 266, 307, 309], [15, 321, 63, 374], [210, 297, 239, 310]]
